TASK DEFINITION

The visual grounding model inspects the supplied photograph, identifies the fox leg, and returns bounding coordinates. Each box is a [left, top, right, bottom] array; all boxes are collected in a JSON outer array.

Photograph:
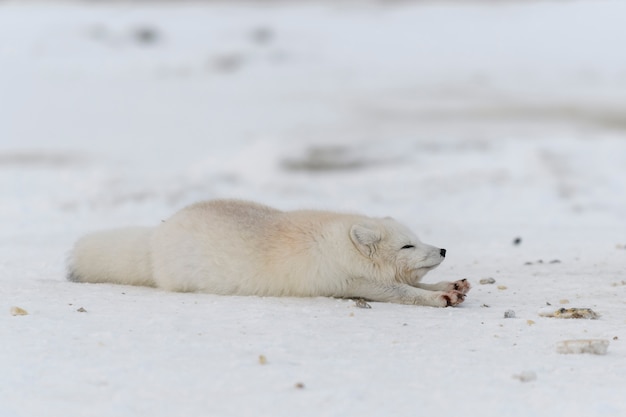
[[413, 279, 471, 295], [345, 280, 466, 307]]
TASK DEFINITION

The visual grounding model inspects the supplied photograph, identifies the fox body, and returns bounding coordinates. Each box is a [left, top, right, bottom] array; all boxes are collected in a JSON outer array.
[[68, 199, 469, 307]]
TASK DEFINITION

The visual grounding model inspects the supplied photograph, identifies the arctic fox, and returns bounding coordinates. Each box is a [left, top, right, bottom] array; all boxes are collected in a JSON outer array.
[[68, 199, 470, 307]]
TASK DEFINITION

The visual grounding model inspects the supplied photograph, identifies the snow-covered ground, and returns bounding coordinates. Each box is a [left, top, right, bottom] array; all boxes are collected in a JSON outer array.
[[1, 1, 626, 416]]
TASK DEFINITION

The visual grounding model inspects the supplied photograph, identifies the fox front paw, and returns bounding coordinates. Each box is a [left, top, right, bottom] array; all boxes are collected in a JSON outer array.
[[439, 290, 466, 307], [452, 279, 471, 294]]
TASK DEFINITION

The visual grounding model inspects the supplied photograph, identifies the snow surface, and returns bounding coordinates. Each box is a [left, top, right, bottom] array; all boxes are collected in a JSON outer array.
[[1, 1, 626, 416]]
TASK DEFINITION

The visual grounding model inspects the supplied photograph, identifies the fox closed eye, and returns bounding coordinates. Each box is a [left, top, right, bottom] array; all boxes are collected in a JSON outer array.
[[401, 245, 415, 249]]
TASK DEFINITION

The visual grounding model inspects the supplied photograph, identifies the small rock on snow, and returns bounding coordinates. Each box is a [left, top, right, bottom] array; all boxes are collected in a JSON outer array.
[[538, 307, 600, 319], [354, 299, 371, 309], [513, 371, 537, 382], [10, 306, 28, 316], [556, 339, 609, 355]]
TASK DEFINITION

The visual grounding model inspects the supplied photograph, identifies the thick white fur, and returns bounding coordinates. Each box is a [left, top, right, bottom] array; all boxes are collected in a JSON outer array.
[[68, 199, 470, 307]]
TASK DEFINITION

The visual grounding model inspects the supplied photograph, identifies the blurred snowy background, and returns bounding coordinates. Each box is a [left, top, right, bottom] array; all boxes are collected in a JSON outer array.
[[1, 1, 625, 416]]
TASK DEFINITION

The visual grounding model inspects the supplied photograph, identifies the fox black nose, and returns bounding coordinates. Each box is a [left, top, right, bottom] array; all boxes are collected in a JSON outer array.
[[440, 248, 447, 257]]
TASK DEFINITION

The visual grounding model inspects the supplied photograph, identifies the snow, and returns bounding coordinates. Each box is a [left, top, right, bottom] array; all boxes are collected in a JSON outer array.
[[1, 1, 626, 416]]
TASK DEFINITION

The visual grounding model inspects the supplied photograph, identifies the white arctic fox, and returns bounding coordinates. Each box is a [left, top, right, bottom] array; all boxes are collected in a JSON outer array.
[[68, 199, 470, 307]]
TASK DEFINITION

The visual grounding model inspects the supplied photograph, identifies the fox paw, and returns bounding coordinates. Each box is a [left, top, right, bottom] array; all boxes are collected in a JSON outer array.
[[440, 290, 466, 307], [452, 279, 471, 294]]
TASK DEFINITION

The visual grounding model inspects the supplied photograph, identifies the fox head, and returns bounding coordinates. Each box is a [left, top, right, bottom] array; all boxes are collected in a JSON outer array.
[[349, 218, 445, 284]]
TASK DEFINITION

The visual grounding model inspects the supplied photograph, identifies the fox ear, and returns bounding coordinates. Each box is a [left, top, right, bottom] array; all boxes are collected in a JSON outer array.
[[350, 223, 381, 257]]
